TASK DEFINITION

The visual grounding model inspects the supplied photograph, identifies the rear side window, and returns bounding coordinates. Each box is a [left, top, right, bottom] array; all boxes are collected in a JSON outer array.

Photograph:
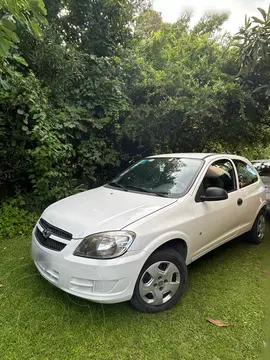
[[234, 160, 258, 188]]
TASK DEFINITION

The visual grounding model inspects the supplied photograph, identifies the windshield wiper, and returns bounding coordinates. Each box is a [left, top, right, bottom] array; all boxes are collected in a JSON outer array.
[[108, 181, 128, 191], [125, 185, 168, 197]]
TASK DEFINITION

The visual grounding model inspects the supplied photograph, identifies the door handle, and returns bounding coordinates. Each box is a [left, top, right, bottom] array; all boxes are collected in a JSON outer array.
[[237, 198, 243, 206]]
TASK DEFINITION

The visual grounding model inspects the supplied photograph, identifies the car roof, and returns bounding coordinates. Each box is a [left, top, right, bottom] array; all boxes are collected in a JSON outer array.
[[149, 153, 249, 161], [149, 153, 213, 159]]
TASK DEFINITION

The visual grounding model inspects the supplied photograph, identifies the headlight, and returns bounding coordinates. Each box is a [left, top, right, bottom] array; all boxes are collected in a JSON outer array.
[[73, 231, 136, 259]]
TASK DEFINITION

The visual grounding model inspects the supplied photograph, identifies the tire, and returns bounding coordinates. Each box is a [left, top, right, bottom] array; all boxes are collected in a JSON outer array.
[[130, 248, 187, 313], [249, 210, 266, 244]]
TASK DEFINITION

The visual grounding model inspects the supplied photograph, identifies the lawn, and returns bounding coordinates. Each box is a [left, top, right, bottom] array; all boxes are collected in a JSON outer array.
[[0, 223, 269, 360]]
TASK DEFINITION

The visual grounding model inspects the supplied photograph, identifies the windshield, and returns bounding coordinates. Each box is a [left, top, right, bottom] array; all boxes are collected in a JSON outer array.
[[109, 157, 203, 198]]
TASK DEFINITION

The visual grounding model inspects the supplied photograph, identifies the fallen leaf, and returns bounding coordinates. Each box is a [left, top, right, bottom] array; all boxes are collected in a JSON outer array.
[[206, 318, 232, 327], [0, 284, 3, 288]]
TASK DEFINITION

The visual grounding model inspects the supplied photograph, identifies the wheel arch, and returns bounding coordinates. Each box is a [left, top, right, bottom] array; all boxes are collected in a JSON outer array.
[[152, 238, 188, 261], [255, 202, 267, 219]]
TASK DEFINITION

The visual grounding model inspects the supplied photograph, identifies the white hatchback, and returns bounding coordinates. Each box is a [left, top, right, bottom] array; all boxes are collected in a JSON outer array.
[[32, 153, 267, 312]]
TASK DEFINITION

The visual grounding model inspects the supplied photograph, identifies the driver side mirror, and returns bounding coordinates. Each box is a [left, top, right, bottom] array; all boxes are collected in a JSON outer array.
[[200, 187, 228, 202]]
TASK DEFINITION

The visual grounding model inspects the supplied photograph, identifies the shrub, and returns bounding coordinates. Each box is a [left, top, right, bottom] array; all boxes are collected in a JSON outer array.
[[0, 197, 38, 238]]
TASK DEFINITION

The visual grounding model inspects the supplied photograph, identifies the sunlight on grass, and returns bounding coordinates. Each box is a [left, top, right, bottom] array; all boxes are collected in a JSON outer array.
[[0, 224, 269, 360]]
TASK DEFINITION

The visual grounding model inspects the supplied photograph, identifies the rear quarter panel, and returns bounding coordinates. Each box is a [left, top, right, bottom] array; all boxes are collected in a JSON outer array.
[[238, 179, 266, 233], [261, 175, 270, 208]]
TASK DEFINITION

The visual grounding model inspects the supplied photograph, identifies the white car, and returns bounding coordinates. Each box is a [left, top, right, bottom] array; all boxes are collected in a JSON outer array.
[[32, 153, 267, 312]]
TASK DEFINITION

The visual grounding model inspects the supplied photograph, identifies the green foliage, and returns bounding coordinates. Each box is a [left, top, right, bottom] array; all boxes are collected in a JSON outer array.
[[45, 0, 137, 57], [0, 69, 75, 203], [135, 9, 163, 39], [0, 64, 125, 204], [0, 197, 38, 238], [234, 6, 270, 128], [127, 15, 265, 154], [0, 0, 47, 68], [0, 2, 270, 209], [0, 0, 139, 207], [0, 71, 46, 192], [235, 6, 270, 77], [238, 144, 270, 161]]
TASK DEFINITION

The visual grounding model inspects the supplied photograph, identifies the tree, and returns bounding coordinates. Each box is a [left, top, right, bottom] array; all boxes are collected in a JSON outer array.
[[126, 11, 264, 154], [235, 7, 270, 78], [1, 0, 151, 204], [41, 0, 149, 57], [1, 2, 269, 208], [234, 6, 270, 128]]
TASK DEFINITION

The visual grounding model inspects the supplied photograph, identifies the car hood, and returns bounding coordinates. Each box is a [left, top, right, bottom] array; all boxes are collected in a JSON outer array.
[[41, 186, 177, 238]]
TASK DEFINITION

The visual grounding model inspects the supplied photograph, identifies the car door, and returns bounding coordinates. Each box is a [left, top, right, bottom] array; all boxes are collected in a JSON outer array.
[[191, 158, 242, 260]]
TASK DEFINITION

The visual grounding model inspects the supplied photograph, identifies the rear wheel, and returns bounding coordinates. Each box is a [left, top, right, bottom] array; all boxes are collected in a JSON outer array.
[[249, 210, 266, 244], [130, 248, 187, 313]]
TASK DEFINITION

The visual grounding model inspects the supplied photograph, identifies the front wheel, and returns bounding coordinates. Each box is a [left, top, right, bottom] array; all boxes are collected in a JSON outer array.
[[130, 248, 187, 313], [249, 210, 266, 244]]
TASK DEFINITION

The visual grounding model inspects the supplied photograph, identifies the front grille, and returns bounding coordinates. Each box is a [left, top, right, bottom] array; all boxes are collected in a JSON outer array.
[[35, 227, 66, 252], [39, 218, 72, 240]]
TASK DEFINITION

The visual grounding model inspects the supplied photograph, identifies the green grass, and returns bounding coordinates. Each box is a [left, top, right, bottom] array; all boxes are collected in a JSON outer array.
[[0, 224, 269, 360]]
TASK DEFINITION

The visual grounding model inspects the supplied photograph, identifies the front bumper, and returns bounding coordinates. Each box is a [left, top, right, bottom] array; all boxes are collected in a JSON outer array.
[[31, 230, 148, 304]]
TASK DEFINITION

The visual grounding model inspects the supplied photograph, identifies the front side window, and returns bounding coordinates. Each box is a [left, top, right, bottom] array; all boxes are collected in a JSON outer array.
[[234, 160, 258, 188], [109, 157, 203, 198], [202, 159, 236, 193]]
